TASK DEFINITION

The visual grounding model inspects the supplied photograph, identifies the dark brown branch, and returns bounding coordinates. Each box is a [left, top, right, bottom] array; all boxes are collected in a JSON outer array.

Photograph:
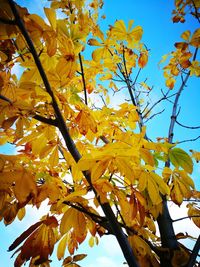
[[187, 235, 200, 267], [63, 201, 107, 223], [0, 94, 12, 104], [172, 215, 200, 222], [8, 0, 81, 162], [0, 17, 16, 24], [8, 1, 138, 266], [33, 115, 58, 127], [78, 53, 88, 105], [100, 135, 109, 144], [121, 47, 136, 107]]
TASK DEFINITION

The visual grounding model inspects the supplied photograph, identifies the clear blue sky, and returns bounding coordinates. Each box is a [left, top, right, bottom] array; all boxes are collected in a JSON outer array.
[[0, 1, 199, 266]]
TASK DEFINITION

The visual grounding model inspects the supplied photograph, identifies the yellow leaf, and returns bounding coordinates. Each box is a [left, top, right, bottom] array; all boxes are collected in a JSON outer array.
[[32, 134, 48, 155], [148, 177, 162, 205], [187, 203, 200, 228], [190, 28, 200, 48], [129, 25, 143, 44], [60, 208, 87, 243], [178, 170, 194, 188], [112, 20, 143, 46], [162, 167, 172, 183], [140, 148, 155, 166], [128, 235, 151, 256], [87, 38, 102, 46], [112, 20, 127, 37], [181, 30, 191, 41], [88, 236, 94, 247], [49, 145, 59, 168], [138, 171, 148, 191], [190, 149, 200, 162], [166, 77, 176, 89], [57, 234, 68, 260], [11, 170, 37, 203], [44, 8, 56, 30], [171, 179, 183, 205], [75, 109, 97, 135], [151, 172, 170, 196], [92, 47, 110, 62], [60, 208, 75, 235], [91, 159, 110, 181], [17, 207, 26, 221], [138, 52, 148, 68]]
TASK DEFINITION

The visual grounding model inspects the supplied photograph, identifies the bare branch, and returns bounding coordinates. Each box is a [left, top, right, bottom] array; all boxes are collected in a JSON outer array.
[[175, 119, 200, 129], [177, 135, 200, 144], [78, 53, 88, 105], [168, 48, 198, 144], [132, 68, 141, 86], [172, 215, 200, 223], [33, 115, 58, 127], [143, 91, 176, 118], [144, 109, 165, 123]]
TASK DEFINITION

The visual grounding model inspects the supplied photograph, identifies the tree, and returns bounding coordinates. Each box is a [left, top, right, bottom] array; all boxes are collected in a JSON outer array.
[[0, 0, 200, 266]]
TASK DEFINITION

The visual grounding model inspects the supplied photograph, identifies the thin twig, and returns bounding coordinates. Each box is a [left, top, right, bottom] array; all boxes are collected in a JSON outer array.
[[143, 92, 176, 118], [175, 119, 200, 129], [172, 215, 200, 223], [177, 135, 200, 144], [144, 109, 165, 123]]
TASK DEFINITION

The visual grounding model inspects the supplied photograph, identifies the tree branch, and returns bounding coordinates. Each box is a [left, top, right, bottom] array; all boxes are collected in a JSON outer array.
[[144, 109, 165, 123], [0, 94, 13, 104], [177, 135, 200, 144], [0, 17, 16, 24], [8, 1, 138, 266], [78, 53, 88, 105], [172, 215, 200, 222], [175, 119, 200, 129], [33, 114, 58, 127], [187, 235, 200, 267]]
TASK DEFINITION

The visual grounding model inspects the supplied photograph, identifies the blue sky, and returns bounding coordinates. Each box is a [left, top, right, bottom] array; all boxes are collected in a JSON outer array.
[[0, 0, 200, 266]]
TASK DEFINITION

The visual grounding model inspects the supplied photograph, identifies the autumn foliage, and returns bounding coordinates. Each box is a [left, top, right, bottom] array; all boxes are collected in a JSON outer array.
[[0, 0, 200, 266]]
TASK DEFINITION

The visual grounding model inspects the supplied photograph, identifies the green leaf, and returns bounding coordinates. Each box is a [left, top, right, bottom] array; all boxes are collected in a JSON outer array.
[[169, 148, 193, 174]]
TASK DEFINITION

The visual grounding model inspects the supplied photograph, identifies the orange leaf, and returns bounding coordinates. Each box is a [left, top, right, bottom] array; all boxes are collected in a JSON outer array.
[[138, 53, 148, 68]]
